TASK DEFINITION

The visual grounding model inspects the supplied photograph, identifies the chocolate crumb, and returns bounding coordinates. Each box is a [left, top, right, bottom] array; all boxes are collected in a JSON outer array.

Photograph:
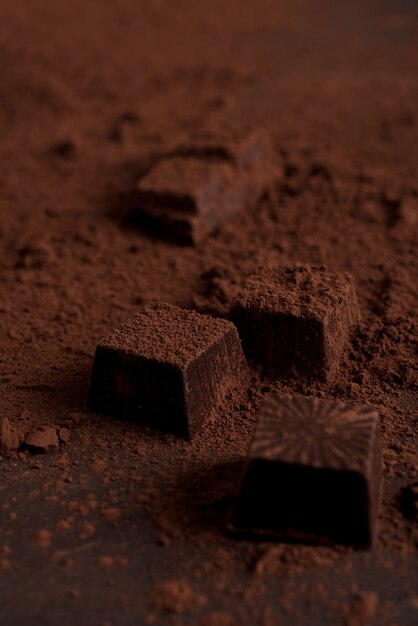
[[23, 425, 60, 453]]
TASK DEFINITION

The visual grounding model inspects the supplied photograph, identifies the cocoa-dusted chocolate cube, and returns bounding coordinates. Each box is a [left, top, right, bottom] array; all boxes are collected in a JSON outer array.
[[230, 394, 382, 547], [230, 265, 360, 380], [86, 303, 247, 438], [134, 129, 280, 244]]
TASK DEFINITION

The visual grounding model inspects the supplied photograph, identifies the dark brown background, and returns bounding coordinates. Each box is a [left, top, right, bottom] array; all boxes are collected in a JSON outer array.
[[0, 1, 417, 625]]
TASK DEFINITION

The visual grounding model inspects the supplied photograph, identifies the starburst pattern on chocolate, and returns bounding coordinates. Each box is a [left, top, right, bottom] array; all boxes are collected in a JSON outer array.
[[251, 395, 379, 471]]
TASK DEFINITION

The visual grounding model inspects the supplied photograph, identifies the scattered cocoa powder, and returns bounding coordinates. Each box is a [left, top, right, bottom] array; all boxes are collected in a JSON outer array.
[[101, 507, 122, 523], [253, 544, 338, 577], [97, 555, 115, 570], [35, 529, 53, 549], [338, 591, 379, 626], [0, 2, 416, 626], [149, 579, 207, 614]]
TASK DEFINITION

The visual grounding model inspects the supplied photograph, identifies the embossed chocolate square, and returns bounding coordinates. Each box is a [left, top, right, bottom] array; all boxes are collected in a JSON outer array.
[[230, 394, 382, 547], [86, 303, 248, 438], [230, 265, 360, 381]]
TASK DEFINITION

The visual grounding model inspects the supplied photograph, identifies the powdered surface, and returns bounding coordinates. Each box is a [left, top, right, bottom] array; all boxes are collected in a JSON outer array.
[[233, 265, 358, 320], [98, 302, 238, 368], [0, 1, 417, 625]]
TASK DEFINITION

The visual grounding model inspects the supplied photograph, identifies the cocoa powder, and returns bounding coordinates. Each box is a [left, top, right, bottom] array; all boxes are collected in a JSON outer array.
[[0, 1, 417, 625]]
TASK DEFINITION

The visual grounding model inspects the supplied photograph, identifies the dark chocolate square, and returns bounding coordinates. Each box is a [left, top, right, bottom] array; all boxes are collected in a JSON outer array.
[[86, 303, 248, 438], [230, 394, 382, 546], [230, 265, 360, 380]]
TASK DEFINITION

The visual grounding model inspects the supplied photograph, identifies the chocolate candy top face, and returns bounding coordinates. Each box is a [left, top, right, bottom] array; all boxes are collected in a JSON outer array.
[[233, 265, 358, 319], [251, 395, 381, 474], [230, 394, 382, 547], [97, 301, 235, 368], [87, 303, 248, 438], [230, 265, 360, 380]]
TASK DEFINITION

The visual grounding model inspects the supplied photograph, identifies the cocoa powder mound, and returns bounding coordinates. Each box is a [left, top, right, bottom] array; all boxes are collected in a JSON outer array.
[[0, 1, 417, 625]]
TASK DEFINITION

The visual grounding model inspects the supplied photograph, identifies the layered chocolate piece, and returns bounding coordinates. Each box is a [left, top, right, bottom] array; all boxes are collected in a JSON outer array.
[[87, 303, 247, 438], [230, 265, 360, 380], [134, 130, 279, 244], [230, 394, 382, 547]]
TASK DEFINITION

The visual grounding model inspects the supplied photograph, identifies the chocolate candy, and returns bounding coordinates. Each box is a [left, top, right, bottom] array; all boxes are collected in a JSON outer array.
[[230, 265, 360, 381], [230, 394, 382, 547], [86, 303, 247, 438], [134, 130, 279, 244]]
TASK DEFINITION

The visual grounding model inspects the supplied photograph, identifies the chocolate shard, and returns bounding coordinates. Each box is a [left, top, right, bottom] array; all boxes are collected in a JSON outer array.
[[230, 394, 382, 547], [230, 264, 360, 381], [134, 129, 280, 244], [86, 303, 248, 438]]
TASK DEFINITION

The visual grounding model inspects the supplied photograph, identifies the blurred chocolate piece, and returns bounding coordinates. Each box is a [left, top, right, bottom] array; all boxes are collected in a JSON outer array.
[[134, 129, 279, 244], [230, 264, 360, 381], [135, 157, 240, 244], [230, 394, 382, 547], [87, 303, 247, 438]]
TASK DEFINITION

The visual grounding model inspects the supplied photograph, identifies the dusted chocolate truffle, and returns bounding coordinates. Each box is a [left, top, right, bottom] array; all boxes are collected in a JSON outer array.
[[87, 303, 248, 438], [230, 264, 360, 380]]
